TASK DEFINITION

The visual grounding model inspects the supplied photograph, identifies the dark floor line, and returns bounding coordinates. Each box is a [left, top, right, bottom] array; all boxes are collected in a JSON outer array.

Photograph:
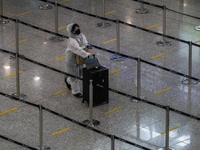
[[0, 134, 37, 150]]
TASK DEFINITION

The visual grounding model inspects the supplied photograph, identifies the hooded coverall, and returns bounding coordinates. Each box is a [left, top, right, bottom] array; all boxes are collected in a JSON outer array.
[[65, 27, 90, 95]]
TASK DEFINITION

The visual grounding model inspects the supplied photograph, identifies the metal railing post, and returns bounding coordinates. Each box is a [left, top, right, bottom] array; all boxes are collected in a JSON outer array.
[[11, 19, 27, 100], [89, 80, 93, 126], [97, 0, 111, 28], [156, 6, 172, 46], [136, 0, 149, 14], [111, 135, 115, 150], [55, 1, 58, 34], [137, 58, 141, 98], [163, 6, 167, 42], [102, 0, 105, 27], [15, 19, 20, 97], [130, 58, 141, 103], [188, 41, 192, 85], [83, 80, 100, 126], [39, 105, 43, 150], [165, 106, 170, 150], [0, 0, 9, 24], [116, 20, 120, 58], [49, 1, 64, 42], [181, 42, 197, 85], [110, 20, 123, 61], [0, 0, 3, 18]]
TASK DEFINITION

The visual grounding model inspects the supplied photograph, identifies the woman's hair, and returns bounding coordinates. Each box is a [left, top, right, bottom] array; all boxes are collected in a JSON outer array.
[[71, 23, 79, 32]]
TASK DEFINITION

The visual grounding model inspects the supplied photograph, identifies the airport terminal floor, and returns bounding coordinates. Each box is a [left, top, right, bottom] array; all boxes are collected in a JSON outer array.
[[0, 0, 200, 150]]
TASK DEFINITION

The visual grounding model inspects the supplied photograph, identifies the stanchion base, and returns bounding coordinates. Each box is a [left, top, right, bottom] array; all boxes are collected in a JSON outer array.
[[37, 145, 51, 150], [11, 93, 27, 100], [194, 25, 200, 31], [156, 40, 172, 46], [110, 55, 124, 61], [181, 78, 198, 85], [130, 96, 146, 103], [136, 8, 149, 14], [49, 36, 65, 43], [130, 99, 138, 103], [83, 119, 100, 126], [39, 4, 53, 10], [97, 22, 111, 28], [0, 18, 9, 24], [9, 55, 16, 59]]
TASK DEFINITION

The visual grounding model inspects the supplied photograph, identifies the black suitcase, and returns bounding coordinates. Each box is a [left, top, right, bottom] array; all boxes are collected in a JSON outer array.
[[82, 66, 109, 106]]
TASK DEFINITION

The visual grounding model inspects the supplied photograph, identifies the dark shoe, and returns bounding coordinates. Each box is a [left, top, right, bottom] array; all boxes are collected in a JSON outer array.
[[73, 93, 83, 98], [64, 78, 71, 90]]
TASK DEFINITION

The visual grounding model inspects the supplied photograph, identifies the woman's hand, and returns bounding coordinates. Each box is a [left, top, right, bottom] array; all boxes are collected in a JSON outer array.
[[88, 53, 94, 57]]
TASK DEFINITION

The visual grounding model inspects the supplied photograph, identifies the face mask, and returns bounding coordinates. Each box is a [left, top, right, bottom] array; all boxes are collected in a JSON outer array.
[[74, 29, 81, 35]]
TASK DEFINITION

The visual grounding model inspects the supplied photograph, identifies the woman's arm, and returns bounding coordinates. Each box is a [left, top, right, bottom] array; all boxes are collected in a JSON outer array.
[[68, 38, 90, 58]]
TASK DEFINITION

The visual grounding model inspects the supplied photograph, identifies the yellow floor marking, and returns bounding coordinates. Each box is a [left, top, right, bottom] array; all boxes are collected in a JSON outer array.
[[154, 87, 172, 94], [0, 107, 17, 116], [104, 106, 123, 115], [56, 55, 66, 61], [51, 128, 70, 136], [102, 38, 116, 44], [16, 11, 32, 17], [59, 0, 69, 4], [160, 125, 180, 135], [146, 23, 160, 29], [11, 39, 27, 46], [5, 71, 23, 78], [109, 69, 121, 76], [105, 10, 116, 15], [58, 25, 68, 31], [53, 88, 69, 96], [194, 40, 200, 43], [150, 53, 167, 60]]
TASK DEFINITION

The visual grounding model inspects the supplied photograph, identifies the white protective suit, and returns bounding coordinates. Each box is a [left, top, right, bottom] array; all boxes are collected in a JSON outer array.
[[65, 23, 90, 94]]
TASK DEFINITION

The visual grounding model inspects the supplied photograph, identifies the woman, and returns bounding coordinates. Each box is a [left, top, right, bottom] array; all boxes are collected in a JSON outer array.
[[65, 23, 93, 98]]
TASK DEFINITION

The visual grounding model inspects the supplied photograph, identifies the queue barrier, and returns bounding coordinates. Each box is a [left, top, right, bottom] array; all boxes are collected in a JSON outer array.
[[1, 44, 200, 148], [36, 0, 200, 48], [0, 91, 151, 150], [132, 0, 200, 20], [0, 2, 200, 148], [0, 15, 199, 81]]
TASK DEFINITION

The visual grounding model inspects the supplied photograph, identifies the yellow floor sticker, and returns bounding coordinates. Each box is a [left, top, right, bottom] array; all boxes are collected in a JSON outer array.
[[154, 87, 172, 94], [58, 25, 68, 31], [150, 53, 167, 60], [104, 106, 123, 115], [194, 40, 200, 43], [102, 38, 116, 44], [5, 71, 23, 78], [53, 88, 69, 96], [160, 125, 180, 135], [109, 69, 121, 76], [16, 11, 32, 17], [56, 55, 66, 61], [105, 10, 116, 15], [11, 39, 27, 46], [0, 107, 17, 116], [51, 128, 70, 136], [146, 24, 160, 29]]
